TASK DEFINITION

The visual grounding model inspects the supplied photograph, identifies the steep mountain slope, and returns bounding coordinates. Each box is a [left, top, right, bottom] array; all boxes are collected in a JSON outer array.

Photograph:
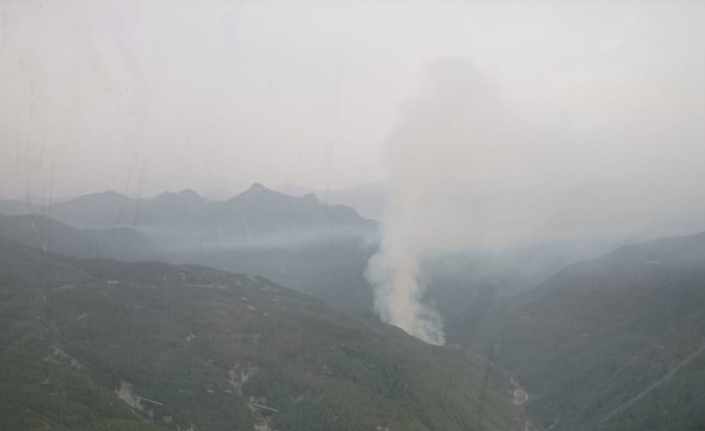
[[0, 214, 165, 261], [474, 232, 705, 431], [178, 240, 376, 314], [0, 240, 528, 431]]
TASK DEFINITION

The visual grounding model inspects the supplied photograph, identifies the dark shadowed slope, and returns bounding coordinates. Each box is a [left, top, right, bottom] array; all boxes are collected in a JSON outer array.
[[0, 239, 527, 431], [474, 232, 705, 431]]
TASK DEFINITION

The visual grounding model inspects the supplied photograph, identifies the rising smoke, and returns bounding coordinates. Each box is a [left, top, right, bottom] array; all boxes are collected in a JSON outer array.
[[365, 58, 499, 344], [367, 57, 705, 343]]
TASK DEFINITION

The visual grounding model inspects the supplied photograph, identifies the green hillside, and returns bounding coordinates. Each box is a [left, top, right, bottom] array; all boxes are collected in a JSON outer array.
[[474, 232, 705, 431], [0, 239, 527, 431]]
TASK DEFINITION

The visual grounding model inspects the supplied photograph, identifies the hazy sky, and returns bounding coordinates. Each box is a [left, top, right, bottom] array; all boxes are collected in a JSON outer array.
[[1, 1, 704, 200]]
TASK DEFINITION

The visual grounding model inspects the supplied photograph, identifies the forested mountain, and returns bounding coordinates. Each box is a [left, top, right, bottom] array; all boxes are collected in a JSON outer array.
[[0, 239, 529, 431], [473, 232, 705, 431], [0, 214, 165, 261], [44, 185, 375, 243], [3, 185, 379, 314]]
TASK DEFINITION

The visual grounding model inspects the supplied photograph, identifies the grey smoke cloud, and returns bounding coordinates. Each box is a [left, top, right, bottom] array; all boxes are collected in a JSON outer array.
[[367, 56, 705, 343]]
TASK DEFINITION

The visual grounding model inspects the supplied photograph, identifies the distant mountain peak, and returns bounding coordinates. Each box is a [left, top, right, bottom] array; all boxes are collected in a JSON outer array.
[[248, 183, 269, 192], [179, 188, 200, 198], [235, 183, 283, 199]]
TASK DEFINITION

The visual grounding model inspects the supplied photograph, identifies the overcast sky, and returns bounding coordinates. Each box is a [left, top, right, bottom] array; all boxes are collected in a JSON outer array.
[[1, 0, 704, 201]]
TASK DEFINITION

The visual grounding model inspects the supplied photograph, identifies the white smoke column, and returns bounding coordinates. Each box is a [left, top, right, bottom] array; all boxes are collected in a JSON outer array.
[[366, 186, 445, 344], [366, 58, 499, 345]]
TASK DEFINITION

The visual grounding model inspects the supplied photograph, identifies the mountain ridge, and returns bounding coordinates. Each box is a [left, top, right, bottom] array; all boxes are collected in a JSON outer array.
[[0, 238, 528, 431], [473, 230, 705, 431], [37, 184, 376, 236]]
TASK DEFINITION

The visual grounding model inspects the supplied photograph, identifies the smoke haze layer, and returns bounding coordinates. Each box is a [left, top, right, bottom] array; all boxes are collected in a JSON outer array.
[[367, 57, 705, 343]]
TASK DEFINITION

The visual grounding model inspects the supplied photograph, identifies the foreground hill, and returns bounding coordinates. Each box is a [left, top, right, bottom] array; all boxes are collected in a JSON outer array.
[[0, 240, 527, 431], [474, 232, 705, 431]]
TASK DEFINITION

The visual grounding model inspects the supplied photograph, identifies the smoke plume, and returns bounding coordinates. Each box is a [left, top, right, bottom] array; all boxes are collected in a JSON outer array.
[[365, 58, 499, 344], [366, 57, 705, 343]]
